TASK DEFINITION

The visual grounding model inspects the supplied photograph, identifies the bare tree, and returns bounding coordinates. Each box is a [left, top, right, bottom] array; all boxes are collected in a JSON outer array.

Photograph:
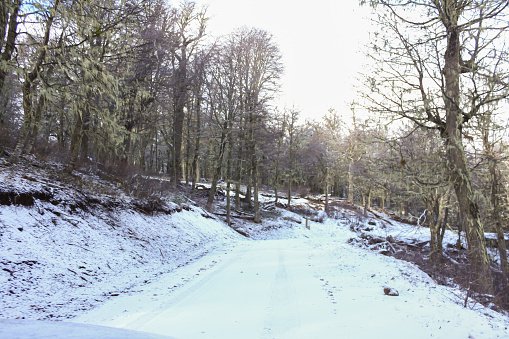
[[12, 0, 61, 161], [169, 2, 207, 186], [477, 107, 509, 280], [363, 0, 509, 293], [285, 108, 300, 209], [0, 0, 21, 123]]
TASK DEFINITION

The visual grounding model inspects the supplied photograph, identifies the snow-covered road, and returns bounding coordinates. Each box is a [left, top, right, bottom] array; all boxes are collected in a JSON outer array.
[[75, 222, 509, 339]]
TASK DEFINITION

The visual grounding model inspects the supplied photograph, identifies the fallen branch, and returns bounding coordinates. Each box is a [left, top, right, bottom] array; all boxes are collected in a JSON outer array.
[[443, 252, 460, 265], [381, 218, 393, 225], [397, 240, 429, 251], [213, 212, 254, 221], [201, 212, 215, 219], [67, 243, 93, 252], [67, 268, 78, 275], [231, 228, 249, 237], [368, 208, 382, 219], [386, 241, 397, 253]]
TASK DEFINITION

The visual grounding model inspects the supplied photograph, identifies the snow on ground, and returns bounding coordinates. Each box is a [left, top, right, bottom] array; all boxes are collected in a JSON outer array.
[[2, 167, 509, 339], [74, 217, 509, 339], [355, 211, 463, 248], [350, 208, 509, 268], [0, 205, 238, 320], [0, 319, 173, 339], [0, 164, 240, 321]]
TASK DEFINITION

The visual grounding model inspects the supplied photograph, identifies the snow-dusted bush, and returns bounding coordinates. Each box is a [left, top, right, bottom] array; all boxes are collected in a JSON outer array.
[[314, 210, 328, 223]]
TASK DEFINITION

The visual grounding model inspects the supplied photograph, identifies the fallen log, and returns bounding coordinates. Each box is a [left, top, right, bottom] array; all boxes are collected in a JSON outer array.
[[232, 228, 249, 237], [213, 212, 254, 221]]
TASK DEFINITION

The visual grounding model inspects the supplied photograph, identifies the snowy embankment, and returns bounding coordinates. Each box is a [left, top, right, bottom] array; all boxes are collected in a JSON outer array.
[[0, 161, 240, 321]]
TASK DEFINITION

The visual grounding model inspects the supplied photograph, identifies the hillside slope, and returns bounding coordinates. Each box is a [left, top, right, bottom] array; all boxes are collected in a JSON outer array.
[[0, 159, 240, 320]]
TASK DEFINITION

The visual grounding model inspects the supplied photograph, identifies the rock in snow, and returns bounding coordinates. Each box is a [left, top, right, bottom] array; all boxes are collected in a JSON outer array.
[[383, 286, 400, 296]]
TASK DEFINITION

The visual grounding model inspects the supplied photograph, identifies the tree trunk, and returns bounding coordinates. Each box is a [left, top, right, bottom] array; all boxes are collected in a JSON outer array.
[[0, 0, 20, 103], [439, 204, 449, 258], [234, 116, 244, 211], [273, 160, 280, 205], [244, 114, 253, 210], [173, 48, 187, 187], [235, 181, 241, 211], [443, 26, 492, 293], [245, 179, 252, 209], [67, 110, 83, 172], [12, 78, 35, 159], [57, 96, 65, 149], [286, 110, 296, 210], [428, 192, 449, 266], [253, 156, 261, 223], [81, 35, 103, 164], [191, 95, 201, 191], [80, 99, 91, 162], [206, 122, 228, 211], [25, 94, 45, 154], [287, 179, 292, 209], [248, 106, 260, 222], [324, 167, 329, 214], [0, 2, 7, 51], [490, 161, 508, 280], [430, 223, 439, 264], [347, 160, 354, 203], [363, 189, 370, 217], [226, 121, 234, 226], [154, 133, 159, 172], [496, 223, 508, 281], [185, 104, 192, 185], [206, 160, 221, 212], [139, 134, 147, 171]]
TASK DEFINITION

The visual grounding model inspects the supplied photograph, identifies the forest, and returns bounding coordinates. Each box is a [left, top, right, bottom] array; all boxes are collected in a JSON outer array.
[[1, 0, 509, 298]]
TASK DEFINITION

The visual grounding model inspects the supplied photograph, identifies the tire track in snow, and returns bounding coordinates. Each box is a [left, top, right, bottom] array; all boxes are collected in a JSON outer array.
[[263, 250, 302, 338]]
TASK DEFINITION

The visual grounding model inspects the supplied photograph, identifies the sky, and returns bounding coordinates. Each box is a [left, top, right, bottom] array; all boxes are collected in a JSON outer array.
[[196, 0, 373, 121]]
